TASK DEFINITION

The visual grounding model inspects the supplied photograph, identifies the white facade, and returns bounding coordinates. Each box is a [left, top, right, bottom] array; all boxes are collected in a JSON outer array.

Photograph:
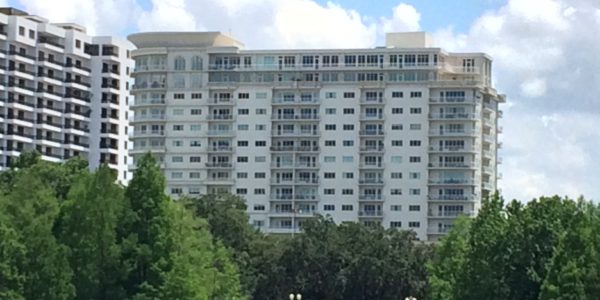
[[0, 8, 133, 182], [128, 31, 504, 240]]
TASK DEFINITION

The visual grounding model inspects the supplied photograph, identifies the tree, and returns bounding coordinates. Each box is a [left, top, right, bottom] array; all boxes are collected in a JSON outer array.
[[0, 214, 26, 300], [58, 165, 126, 299], [118, 153, 177, 298], [0, 170, 74, 299]]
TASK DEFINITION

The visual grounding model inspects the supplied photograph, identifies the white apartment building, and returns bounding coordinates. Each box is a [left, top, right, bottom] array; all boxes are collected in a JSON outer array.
[[128, 31, 504, 240], [0, 8, 133, 182]]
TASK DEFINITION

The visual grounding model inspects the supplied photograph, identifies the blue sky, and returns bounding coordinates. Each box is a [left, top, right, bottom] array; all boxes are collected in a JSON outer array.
[[4, 0, 600, 201]]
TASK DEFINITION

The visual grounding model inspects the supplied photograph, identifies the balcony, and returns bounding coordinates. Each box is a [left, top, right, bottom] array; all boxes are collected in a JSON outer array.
[[270, 178, 320, 185], [358, 210, 384, 217], [429, 130, 479, 137], [427, 162, 474, 169], [133, 64, 167, 73], [132, 130, 165, 138], [206, 114, 234, 121], [132, 98, 165, 107], [429, 97, 478, 104], [428, 195, 478, 202], [428, 146, 477, 153], [66, 78, 91, 88], [360, 98, 385, 105], [207, 130, 235, 137], [359, 163, 384, 169], [208, 99, 235, 106], [427, 227, 452, 235], [429, 113, 477, 120], [359, 146, 384, 153], [205, 162, 233, 168], [272, 98, 320, 105], [8, 50, 36, 61], [270, 146, 319, 152], [132, 114, 166, 123], [359, 130, 384, 137], [270, 194, 320, 202], [358, 195, 385, 202], [428, 178, 475, 185], [209, 146, 233, 152], [360, 114, 384, 121], [428, 210, 475, 218], [7, 98, 35, 109], [358, 179, 384, 186], [132, 81, 166, 91], [271, 130, 320, 137], [271, 114, 320, 121], [65, 61, 91, 73], [63, 108, 91, 118]]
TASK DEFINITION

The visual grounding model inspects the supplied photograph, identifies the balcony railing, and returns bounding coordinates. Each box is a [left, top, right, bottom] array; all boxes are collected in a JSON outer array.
[[358, 179, 384, 185], [358, 210, 383, 217], [271, 130, 320, 137], [429, 97, 478, 104], [271, 114, 320, 120], [429, 113, 476, 120], [270, 146, 319, 152], [428, 146, 477, 152], [205, 162, 233, 168], [272, 98, 320, 105], [65, 61, 91, 72], [207, 114, 234, 121], [428, 211, 475, 217], [359, 146, 384, 152], [359, 130, 384, 136], [8, 50, 36, 60], [428, 178, 475, 185], [358, 195, 385, 201], [427, 162, 473, 168], [428, 195, 478, 201]]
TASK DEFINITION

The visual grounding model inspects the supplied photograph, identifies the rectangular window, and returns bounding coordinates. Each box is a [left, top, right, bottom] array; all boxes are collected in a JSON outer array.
[[254, 172, 266, 178], [255, 124, 266, 131], [343, 172, 354, 179], [190, 109, 202, 115], [174, 93, 185, 99], [409, 205, 421, 211], [409, 156, 421, 163], [189, 172, 201, 178], [171, 188, 182, 194], [343, 92, 355, 98], [172, 125, 184, 131], [172, 156, 183, 163], [409, 189, 421, 195], [391, 189, 402, 195], [324, 156, 336, 163], [342, 189, 354, 195], [237, 172, 248, 179], [391, 124, 403, 131], [325, 124, 336, 130], [191, 93, 202, 99], [410, 108, 422, 114], [237, 156, 248, 163], [237, 141, 248, 147], [325, 92, 337, 99], [409, 140, 421, 146], [390, 221, 402, 228], [392, 108, 403, 114], [342, 205, 353, 211], [238, 124, 249, 131], [171, 172, 183, 179], [392, 91, 403, 98], [342, 156, 354, 163], [324, 172, 336, 179], [391, 156, 402, 163], [172, 109, 184, 116], [409, 124, 421, 130], [255, 140, 266, 147], [254, 204, 266, 211], [256, 108, 267, 115], [238, 92, 250, 99], [343, 108, 355, 114], [236, 188, 247, 195], [343, 124, 354, 130], [238, 109, 249, 115], [391, 172, 402, 179], [391, 205, 402, 211], [324, 204, 335, 211], [325, 108, 337, 115], [190, 124, 201, 131], [324, 189, 335, 195], [409, 172, 421, 179], [254, 188, 266, 195], [325, 140, 336, 146], [343, 140, 354, 147], [410, 91, 422, 98], [255, 156, 266, 162], [392, 140, 403, 147], [190, 156, 201, 163]]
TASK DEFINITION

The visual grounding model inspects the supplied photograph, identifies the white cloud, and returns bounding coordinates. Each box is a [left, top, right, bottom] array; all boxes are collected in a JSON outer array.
[[380, 3, 421, 33], [520, 78, 547, 98]]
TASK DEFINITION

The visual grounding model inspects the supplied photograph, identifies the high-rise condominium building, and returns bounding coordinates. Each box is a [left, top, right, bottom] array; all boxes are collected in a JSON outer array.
[[128, 31, 504, 240], [0, 7, 133, 182]]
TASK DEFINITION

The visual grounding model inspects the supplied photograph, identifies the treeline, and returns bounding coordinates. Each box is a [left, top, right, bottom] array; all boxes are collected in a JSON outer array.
[[2, 152, 600, 299]]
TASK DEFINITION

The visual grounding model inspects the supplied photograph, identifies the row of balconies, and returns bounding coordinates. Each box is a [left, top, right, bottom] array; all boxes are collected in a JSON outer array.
[[271, 130, 320, 137], [270, 178, 320, 185], [271, 114, 320, 121]]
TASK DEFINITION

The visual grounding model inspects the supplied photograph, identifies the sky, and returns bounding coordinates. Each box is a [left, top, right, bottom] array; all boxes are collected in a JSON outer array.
[[4, 0, 600, 201]]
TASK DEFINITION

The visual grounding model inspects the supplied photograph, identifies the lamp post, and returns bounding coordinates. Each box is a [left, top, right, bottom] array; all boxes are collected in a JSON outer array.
[[289, 293, 302, 300]]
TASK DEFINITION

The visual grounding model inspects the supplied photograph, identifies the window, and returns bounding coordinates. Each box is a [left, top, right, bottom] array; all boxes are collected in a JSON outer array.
[[172, 109, 184, 116], [409, 222, 420, 228], [325, 92, 337, 99], [409, 156, 421, 163], [254, 188, 266, 195], [255, 156, 266, 162], [190, 156, 201, 163], [343, 172, 354, 179], [343, 92, 355, 98], [254, 205, 266, 211], [190, 124, 201, 131], [255, 124, 266, 131], [342, 205, 353, 211], [171, 188, 182, 194], [254, 172, 266, 178], [343, 124, 354, 130], [409, 189, 421, 195], [191, 109, 202, 115], [238, 92, 250, 99], [238, 109, 249, 115], [236, 188, 247, 195], [409, 205, 421, 211], [391, 205, 402, 211], [238, 124, 249, 131], [189, 172, 201, 178], [410, 108, 422, 114], [255, 141, 266, 147], [172, 125, 183, 131], [191, 93, 202, 99], [325, 108, 337, 115], [324, 172, 336, 179], [325, 124, 336, 130], [324, 189, 335, 195], [253, 220, 265, 228], [174, 93, 185, 99], [409, 124, 422, 130], [391, 172, 402, 179], [191, 56, 203, 70], [342, 189, 354, 195], [28, 29, 34, 38], [392, 124, 403, 130], [75, 39, 81, 49], [392, 91, 403, 98], [391, 189, 402, 195], [324, 205, 335, 211], [342, 156, 354, 163], [390, 221, 402, 228], [256, 92, 267, 99], [392, 108, 403, 114], [190, 140, 201, 147], [18, 26, 25, 36], [174, 56, 186, 70], [172, 140, 183, 147], [392, 140, 403, 147], [410, 91, 422, 98], [237, 172, 248, 179], [237, 156, 248, 163], [325, 140, 336, 147], [343, 108, 355, 114], [256, 108, 267, 115], [409, 172, 421, 179], [171, 172, 183, 179], [391, 156, 402, 163], [324, 156, 336, 163], [172, 156, 183, 163], [409, 140, 421, 146]]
